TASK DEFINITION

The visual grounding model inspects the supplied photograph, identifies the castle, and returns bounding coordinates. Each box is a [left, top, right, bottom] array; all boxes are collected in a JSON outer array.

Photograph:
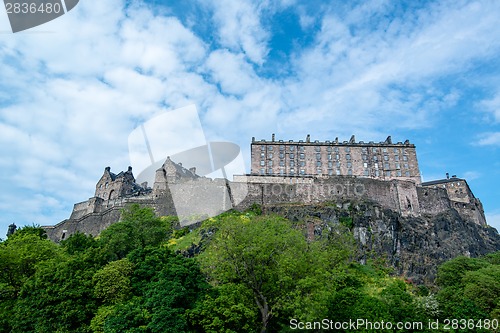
[[40, 135, 487, 242]]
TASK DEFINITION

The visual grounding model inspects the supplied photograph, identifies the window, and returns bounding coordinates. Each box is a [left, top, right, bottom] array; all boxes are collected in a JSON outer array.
[[328, 154, 332, 160], [348, 169, 353, 175], [364, 169, 369, 176], [268, 153, 273, 158], [260, 160, 265, 166], [317, 168, 322, 174], [280, 169, 284, 175], [300, 161, 305, 167], [268, 169, 273, 174], [336, 161, 341, 168], [404, 163, 409, 169], [347, 162, 352, 168], [261, 145, 265, 151], [395, 163, 400, 169], [374, 163, 379, 169], [384, 155, 389, 161], [300, 169, 305, 175], [316, 153, 321, 160], [290, 153, 294, 159], [336, 169, 341, 175], [375, 170, 380, 177], [279, 153, 284, 159], [345, 147, 350, 152], [300, 153, 305, 159], [269, 146, 273, 151], [327, 147, 332, 152], [403, 155, 408, 161], [362, 155, 368, 161], [386, 171, 391, 177], [268, 161, 273, 166], [290, 146, 295, 151], [290, 169, 295, 175], [346, 154, 351, 160], [334, 147, 339, 152], [317, 161, 322, 167], [105, 182, 108, 189], [280, 160, 285, 166], [315, 146, 321, 152], [260, 168, 265, 174], [328, 169, 333, 175], [336, 154, 340, 160], [383, 148, 387, 153], [290, 161, 295, 167], [384, 162, 389, 169], [372, 147, 378, 153], [279, 145, 284, 151], [362, 147, 368, 153], [261, 152, 265, 158], [363, 162, 368, 168], [405, 171, 410, 176], [394, 148, 398, 153], [397, 170, 402, 176], [328, 161, 333, 168], [395, 155, 399, 161], [373, 156, 378, 161]]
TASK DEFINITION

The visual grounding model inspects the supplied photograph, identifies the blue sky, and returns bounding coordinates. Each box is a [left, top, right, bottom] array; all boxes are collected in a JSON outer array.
[[0, 0, 499, 235]]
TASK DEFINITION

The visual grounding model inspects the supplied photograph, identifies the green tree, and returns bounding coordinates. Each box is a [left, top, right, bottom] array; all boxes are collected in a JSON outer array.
[[199, 214, 350, 333], [93, 258, 134, 304]]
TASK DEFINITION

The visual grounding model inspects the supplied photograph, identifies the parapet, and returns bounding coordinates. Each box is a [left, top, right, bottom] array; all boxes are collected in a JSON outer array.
[[252, 134, 415, 147]]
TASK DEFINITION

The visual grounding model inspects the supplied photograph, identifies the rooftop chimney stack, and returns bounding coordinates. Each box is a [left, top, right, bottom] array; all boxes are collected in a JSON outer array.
[[446, 173, 449, 179]]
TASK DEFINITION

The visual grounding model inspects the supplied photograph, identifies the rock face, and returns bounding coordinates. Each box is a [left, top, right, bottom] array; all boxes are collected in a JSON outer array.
[[266, 200, 500, 285]]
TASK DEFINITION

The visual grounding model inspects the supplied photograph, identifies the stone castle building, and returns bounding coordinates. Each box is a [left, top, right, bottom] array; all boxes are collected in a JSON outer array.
[[40, 135, 488, 242]]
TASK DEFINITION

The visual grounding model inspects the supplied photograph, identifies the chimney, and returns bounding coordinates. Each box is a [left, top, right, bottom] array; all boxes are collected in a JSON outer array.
[[350, 135, 356, 143], [446, 173, 449, 179], [128, 166, 132, 172], [272, 133, 275, 142], [252, 136, 255, 143], [385, 136, 392, 144], [452, 175, 457, 178], [105, 166, 111, 172], [189, 167, 196, 175], [306, 134, 310, 143]]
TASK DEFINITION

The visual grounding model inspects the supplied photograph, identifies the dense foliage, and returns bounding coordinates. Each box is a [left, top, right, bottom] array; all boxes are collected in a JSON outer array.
[[1, 204, 498, 332]]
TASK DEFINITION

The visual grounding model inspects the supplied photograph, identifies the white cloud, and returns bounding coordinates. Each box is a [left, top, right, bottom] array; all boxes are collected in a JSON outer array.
[[477, 132, 500, 146], [480, 93, 500, 123], [486, 211, 500, 232]]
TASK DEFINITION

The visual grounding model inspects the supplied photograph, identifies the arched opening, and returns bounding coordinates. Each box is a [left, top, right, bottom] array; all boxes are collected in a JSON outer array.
[[108, 190, 115, 200]]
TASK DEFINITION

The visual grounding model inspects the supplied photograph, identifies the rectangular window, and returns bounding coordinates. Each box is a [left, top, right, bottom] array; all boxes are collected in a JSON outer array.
[[384, 155, 389, 161], [394, 148, 398, 153], [268, 153, 273, 158], [300, 161, 305, 167], [327, 147, 332, 152], [346, 154, 351, 160], [374, 162, 379, 169], [347, 162, 352, 168], [317, 168, 322, 174], [328, 161, 333, 167], [363, 162, 368, 168], [300, 169, 305, 175], [328, 169, 333, 176], [336, 161, 341, 168], [279, 145, 284, 151], [290, 161, 295, 167], [403, 155, 408, 161], [328, 154, 332, 160], [317, 161, 322, 167], [268, 161, 273, 166], [362, 147, 368, 153], [384, 162, 389, 169], [375, 170, 379, 177], [395, 155, 399, 161], [280, 161, 285, 167], [280, 153, 284, 159], [373, 156, 378, 161], [348, 169, 353, 175], [362, 155, 367, 161], [315, 146, 321, 152], [345, 147, 350, 152], [383, 148, 387, 153], [336, 169, 341, 175], [261, 153, 265, 158], [405, 171, 410, 176], [260, 168, 265, 174], [260, 160, 265, 166], [404, 163, 409, 169], [395, 163, 400, 169], [280, 169, 284, 175], [372, 147, 377, 153], [300, 146, 305, 152], [261, 145, 265, 151], [364, 169, 369, 176], [290, 169, 295, 175], [268, 146, 273, 151], [397, 170, 402, 176], [334, 147, 339, 152], [268, 169, 273, 174], [300, 153, 305, 159], [290, 146, 295, 151], [386, 171, 391, 177], [316, 153, 321, 160], [290, 153, 294, 159], [336, 154, 340, 160]]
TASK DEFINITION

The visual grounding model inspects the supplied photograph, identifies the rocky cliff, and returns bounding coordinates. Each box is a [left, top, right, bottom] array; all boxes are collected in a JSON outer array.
[[265, 200, 500, 285]]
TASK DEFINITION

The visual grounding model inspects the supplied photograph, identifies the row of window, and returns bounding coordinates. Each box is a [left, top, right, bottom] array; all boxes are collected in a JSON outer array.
[[260, 159, 410, 170], [260, 145, 409, 154], [258, 168, 412, 177], [260, 151, 410, 162]]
